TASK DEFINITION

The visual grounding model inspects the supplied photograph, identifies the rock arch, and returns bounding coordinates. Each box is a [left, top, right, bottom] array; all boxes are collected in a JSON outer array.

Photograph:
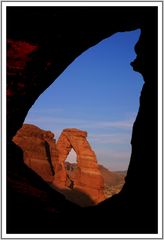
[[53, 128, 105, 203], [13, 125, 105, 205]]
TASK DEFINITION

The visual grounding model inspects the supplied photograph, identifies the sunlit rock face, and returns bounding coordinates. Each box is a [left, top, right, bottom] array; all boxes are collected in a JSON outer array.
[[13, 124, 58, 183], [13, 125, 105, 206], [54, 128, 105, 204]]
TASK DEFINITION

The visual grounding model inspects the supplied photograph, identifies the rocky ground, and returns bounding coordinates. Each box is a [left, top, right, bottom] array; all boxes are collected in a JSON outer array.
[[65, 162, 127, 199], [98, 165, 126, 197]]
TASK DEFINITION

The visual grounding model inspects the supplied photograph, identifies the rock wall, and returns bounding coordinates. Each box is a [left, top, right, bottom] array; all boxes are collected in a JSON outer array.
[[13, 124, 58, 182]]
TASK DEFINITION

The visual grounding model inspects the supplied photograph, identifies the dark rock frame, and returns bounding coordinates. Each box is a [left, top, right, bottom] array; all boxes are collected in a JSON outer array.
[[6, 6, 158, 233]]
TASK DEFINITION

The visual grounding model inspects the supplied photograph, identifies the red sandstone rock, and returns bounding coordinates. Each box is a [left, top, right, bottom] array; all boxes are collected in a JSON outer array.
[[13, 124, 58, 183], [13, 125, 105, 205], [53, 128, 105, 204]]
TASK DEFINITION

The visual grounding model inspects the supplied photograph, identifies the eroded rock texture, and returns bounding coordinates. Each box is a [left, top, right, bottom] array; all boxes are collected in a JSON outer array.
[[13, 124, 58, 182], [54, 128, 105, 204], [13, 125, 104, 205]]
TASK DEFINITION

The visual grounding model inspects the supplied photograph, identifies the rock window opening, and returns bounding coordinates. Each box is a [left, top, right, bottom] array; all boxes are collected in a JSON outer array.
[[13, 29, 143, 206], [6, 6, 158, 233], [65, 148, 77, 189]]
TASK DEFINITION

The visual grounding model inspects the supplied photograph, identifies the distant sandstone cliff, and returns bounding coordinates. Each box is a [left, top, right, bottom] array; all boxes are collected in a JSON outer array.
[[98, 165, 126, 198]]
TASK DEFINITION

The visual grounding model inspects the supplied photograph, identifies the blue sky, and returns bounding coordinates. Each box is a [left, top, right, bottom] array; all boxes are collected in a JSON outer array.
[[25, 29, 143, 171]]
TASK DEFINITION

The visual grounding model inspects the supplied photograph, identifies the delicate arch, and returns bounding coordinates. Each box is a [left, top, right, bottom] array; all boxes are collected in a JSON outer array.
[[53, 128, 105, 203]]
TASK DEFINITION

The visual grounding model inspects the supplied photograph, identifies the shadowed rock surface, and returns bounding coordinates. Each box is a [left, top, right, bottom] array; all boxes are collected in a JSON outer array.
[[7, 6, 158, 233], [13, 124, 57, 182]]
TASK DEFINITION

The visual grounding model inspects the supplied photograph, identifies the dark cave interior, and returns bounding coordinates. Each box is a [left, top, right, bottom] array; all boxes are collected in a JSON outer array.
[[6, 6, 158, 233]]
